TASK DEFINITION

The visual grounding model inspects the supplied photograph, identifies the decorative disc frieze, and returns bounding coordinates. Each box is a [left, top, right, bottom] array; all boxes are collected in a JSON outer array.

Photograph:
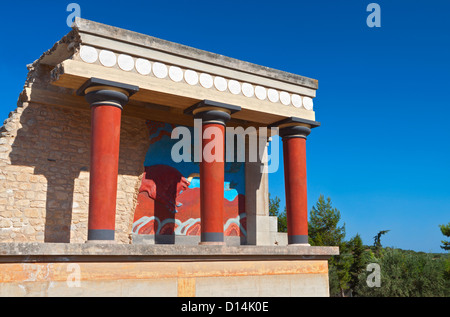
[[79, 45, 314, 111]]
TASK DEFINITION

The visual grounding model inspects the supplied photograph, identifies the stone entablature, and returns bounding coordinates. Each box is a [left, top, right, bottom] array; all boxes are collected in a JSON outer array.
[[76, 44, 316, 110], [31, 18, 317, 127]]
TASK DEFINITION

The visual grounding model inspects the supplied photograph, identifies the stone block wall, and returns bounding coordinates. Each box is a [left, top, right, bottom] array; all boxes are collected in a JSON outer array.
[[0, 243, 338, 297], [0, 100, 150, 243]]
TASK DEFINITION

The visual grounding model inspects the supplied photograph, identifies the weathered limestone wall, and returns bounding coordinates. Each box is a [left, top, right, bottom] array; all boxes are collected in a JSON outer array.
[[0, 243, 338, 297], [0, 260, 330, 297], [0, 100, 150, 243]]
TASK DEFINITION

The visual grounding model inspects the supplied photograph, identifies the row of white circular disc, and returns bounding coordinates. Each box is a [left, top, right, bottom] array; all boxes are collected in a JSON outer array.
[[80, 45, 314, 110]]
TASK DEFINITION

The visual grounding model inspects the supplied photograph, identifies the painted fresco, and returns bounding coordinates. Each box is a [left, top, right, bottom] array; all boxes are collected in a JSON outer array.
[[132, 120, 246, 238]]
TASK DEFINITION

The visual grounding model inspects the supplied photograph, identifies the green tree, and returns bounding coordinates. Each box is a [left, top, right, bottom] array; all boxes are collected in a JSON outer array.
[[268, 194, 280, 217], [308, 195, 346, 246], [332, 243, 353, 296], [440, 223, 450, 281], [347, 234, 367, 296], [356, 248, 449, 297], [439, 222, 450, 251], [373, 230, 390, 248], [278, 207, 287, 233], [309, 195, 351, 296], [373, 229, 390, 257], [268, 194, 287, 233]]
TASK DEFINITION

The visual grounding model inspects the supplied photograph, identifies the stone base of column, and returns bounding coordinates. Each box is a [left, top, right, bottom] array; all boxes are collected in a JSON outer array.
[[288, 235, 309, 245], [87, 229, 115, 241], [200, 232, 225, 245], [86, 229, 116, 244]]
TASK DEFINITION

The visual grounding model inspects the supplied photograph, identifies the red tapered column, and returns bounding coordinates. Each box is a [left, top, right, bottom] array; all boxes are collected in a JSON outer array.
[[88, 104, 122, 241], [283, 136, 309, 245], [184, 100, 241, 245], [272, 117, 320, 245], [77, 78, 139, 242], [200, 122, 226, 244]]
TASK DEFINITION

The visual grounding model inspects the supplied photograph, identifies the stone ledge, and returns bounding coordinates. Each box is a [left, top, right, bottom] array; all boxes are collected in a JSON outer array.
[[73, 18, 319, 90], [0, 243, 339, 263]]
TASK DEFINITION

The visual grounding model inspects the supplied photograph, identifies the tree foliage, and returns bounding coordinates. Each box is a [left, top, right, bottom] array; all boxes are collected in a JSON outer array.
[[355, 248, 450, 297], [308, 195, 346, 246], [307, 195, 450, 297], [347, 234, 366, 295], [308, 195, 353, 296], [373, 230, 390, 248], [269, 193, 450, 296], [439, 222, 450, 251], [268, 194, 287, 233]]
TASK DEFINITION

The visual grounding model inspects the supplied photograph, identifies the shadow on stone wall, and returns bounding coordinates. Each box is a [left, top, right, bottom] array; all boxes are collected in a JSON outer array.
[[8, 101, 149, 243], [8, 103, 86, 242]]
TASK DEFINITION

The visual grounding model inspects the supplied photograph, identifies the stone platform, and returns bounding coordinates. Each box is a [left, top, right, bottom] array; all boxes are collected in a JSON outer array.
[[0, 243, 338, 297]]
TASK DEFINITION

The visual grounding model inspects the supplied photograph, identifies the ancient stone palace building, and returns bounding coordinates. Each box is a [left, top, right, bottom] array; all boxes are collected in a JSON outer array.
[[0, 18, 338, 296]]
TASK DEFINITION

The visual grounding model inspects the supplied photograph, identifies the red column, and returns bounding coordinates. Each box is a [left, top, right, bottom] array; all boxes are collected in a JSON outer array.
[[200, 122, 226, 244], [77, 78, 139, 242], [184, 100, 240, 245], [283, 137, 309, 245], [272, 117, 319, 245], [87, 104, 122, 241]]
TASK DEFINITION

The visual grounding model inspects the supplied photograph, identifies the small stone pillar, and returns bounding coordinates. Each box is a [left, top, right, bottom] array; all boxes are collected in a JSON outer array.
[[185, 100, 241, 245], [77, 78, 139, 242]]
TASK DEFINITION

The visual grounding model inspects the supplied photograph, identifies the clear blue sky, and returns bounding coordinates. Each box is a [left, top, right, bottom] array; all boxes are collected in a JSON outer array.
[[1, 0, 449, 252]]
